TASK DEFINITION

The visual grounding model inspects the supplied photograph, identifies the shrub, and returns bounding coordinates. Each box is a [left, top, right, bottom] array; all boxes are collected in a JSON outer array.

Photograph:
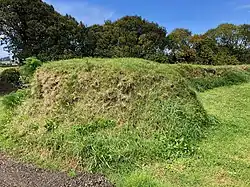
[[145, 53, 169, 63], [213, 53, 240, 65], [20, 57, 42, 83], [0, 68, 20, 86]]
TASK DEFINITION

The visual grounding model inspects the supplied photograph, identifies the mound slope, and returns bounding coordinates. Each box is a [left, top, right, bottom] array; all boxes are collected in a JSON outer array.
[[2, 58, 249, 175]]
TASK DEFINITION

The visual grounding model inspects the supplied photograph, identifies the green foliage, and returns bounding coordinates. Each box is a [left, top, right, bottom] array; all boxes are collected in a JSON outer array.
[[0, 68, 20, 94], [167, 28, 193, 63], [0, 68, 20, 85], [0, 0, 249, 64], [189, 69, 250, 92], [213, 52, 240, 65], [67, 169, 77, 177], [145, 53, 169, 63], [73, 120, 116, 136], [0, 0, 86, 61], [86, 16, 167, 63], [205, 23, 250, 64], [2, 89, 28, 110], [20, 57, 42, 82]]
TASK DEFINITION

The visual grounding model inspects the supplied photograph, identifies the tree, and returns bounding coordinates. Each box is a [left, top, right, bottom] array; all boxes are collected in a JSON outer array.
[[166, 28, 195, 63], [205, 23, 250, 64], [190, 34, 217, 65], [112, 16, 167, 59], [37, 14, 86, 61], [236, 24, 250, 63], [0, 0, 249, 65], [0, 0, 86, 61], [205, 24, 238, 49], [0, 0, 53, 60], [87, 16, 168, 62]]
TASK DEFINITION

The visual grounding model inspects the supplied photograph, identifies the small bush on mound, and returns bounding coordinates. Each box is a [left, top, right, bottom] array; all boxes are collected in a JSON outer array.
[[20, 57, 42, 83]]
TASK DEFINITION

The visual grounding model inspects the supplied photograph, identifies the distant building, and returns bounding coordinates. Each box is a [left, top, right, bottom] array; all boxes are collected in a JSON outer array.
[[0, 56, 10, 62], [0, 56, 19, 66]]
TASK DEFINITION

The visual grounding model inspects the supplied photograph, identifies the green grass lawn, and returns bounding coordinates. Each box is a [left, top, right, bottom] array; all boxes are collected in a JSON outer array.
[[191, 83, 250, 186], [119, 83, 250, 187]]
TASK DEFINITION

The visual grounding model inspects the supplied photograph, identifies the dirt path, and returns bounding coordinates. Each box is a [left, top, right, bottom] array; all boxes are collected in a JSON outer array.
[[0, 154, 114, 187]]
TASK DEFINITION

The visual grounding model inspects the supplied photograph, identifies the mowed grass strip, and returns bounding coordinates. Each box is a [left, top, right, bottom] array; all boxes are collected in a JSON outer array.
[[118, 83, 250, 187]]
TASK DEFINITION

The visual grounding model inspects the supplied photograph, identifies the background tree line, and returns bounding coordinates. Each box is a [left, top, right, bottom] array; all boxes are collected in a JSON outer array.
[[0, 0, 249, 65]]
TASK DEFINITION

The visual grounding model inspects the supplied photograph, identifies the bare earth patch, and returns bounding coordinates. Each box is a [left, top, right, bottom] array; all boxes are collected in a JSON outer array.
[[0, 154, 114, 187]]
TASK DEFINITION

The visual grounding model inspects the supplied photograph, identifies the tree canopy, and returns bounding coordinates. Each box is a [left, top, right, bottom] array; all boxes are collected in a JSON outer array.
[[0, 0, 249, 65], [0, 0, 85, 62]]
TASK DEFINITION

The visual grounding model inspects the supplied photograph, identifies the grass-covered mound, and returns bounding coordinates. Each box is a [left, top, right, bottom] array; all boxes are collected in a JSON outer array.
[[183, 65, 250, 92], [0, 58, 250, 185], [0, 58, 209, 171]]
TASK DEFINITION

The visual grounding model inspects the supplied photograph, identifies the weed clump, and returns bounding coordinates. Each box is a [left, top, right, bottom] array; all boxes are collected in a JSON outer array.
[[2, 89, 28, 110], [20, 57, 42, 83]]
